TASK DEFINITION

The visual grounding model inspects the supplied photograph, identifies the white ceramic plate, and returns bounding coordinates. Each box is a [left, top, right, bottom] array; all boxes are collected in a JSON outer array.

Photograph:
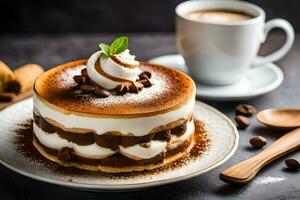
[[149, 54, 284, 101], [0, 98, 238, 192]]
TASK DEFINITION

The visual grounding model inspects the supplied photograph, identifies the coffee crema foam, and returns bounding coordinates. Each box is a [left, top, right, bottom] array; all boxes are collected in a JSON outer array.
[[185, 10, 253, 24]]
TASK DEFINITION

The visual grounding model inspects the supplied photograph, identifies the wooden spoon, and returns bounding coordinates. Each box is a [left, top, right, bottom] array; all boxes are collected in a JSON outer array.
[[220, 127, 300, 184], [220, 108, 300, 184], [0, 90, 32, 111], [257, 108, 300, 130]]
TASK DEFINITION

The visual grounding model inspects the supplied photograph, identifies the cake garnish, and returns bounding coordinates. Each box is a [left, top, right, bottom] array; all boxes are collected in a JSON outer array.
[[99, 36, 129, 59], [73, 36, 152, 97], [129, 82, 144, 94], [115, 83, 129, 95]]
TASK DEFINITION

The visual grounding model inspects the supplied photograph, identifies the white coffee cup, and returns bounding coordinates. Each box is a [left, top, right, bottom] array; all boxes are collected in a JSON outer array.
[[176, 0, 294, 85]]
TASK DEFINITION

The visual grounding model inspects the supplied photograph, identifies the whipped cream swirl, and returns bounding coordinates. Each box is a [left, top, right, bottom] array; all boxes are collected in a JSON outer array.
[[86, 49, 142, 89]]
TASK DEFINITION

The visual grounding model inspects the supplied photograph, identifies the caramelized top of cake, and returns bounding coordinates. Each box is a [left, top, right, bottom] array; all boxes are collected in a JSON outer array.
[[34, 60, 195, 116]]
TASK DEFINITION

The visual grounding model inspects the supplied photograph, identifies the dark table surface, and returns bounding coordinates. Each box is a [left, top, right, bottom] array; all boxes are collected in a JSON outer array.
[[0, 33, 299, 200]]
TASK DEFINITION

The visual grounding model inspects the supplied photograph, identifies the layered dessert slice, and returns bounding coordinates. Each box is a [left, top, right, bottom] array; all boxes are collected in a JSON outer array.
[[33, 36, 196, 173]]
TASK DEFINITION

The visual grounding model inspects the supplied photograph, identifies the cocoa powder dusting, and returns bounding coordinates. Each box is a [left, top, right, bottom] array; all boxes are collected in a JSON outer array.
[[13, 119, 210, 179]]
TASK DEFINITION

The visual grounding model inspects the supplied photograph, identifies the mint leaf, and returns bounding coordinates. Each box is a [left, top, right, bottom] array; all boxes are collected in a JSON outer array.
[[99, 43, 110, 57], [110, 36, 128, 55], [98, 36, 129, 59]]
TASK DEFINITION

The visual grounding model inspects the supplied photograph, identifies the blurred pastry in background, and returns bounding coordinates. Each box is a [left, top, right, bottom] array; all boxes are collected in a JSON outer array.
[[0, 60, 15, 93], [0, 61, 44, 104], [6, 64, 44, 94]]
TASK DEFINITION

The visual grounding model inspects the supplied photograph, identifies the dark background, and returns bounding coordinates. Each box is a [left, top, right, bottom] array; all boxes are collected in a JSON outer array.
[[0, 0, 299, 34]]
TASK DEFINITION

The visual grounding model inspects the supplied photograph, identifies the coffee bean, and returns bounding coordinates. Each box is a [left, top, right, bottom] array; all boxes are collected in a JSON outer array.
[[249, 136, 267, 148], [116, 84, 129, 95], [138, 78, 152, 88], [73, 81, 82, 89], [80, 84, 95, 94], [235, 115, 250, 129], [285, 158, 300, 170], [139, 71, 151, 80], [73, 89, 81, 95], [73, 75, 86, 84], [81, 68, 88, 77], [57, 147, 73, 162], [235, 104, 256, 116], [129, 82, 144, 93], [95, 88, 110, 98]]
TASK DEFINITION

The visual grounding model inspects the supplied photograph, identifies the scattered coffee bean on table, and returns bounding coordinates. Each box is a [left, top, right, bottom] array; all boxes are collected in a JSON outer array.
[[235, 115, 250, 129], [285, 158, 300, 170], [235, 104, 257, 116], [249, 136, 267, 148]]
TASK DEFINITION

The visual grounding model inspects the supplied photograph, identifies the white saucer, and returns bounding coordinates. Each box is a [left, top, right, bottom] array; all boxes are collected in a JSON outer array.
[[149, 54, 284, 101], [0, 98, 238, 192]]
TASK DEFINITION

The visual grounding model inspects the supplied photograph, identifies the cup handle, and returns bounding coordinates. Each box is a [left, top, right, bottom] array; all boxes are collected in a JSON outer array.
[[253, 19, 294, 66]]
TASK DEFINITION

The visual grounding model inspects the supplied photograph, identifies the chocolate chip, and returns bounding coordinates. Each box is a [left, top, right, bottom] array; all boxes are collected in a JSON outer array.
[[95, 88, 110, 98], [138, 78, 152, 88], [235, 104, 256, 116], [80, 84, 95, 94], [73, 75, 86, 84], [116, 84, 129, 95], [285, 158, 300, 170], [249, 136, 267, 148], [81, 68, 88, 77], [57, 147, 73, 162], [139, 71, 151, 80], [235, 115, 250, 129], [129, 82, 144, 93]]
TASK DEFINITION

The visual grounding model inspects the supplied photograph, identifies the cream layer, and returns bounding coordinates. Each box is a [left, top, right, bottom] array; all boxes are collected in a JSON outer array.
[[33, 120, 195, 160], [33, 93, 195, 136]]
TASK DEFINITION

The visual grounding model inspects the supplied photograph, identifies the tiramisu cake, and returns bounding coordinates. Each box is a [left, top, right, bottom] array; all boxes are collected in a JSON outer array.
[[33, 36, 196, 173]]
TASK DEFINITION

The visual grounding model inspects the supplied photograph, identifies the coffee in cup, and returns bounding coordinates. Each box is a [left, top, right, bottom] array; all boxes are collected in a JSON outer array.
[[184, 9, 253, 24], [176, 1, 294, 85]]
